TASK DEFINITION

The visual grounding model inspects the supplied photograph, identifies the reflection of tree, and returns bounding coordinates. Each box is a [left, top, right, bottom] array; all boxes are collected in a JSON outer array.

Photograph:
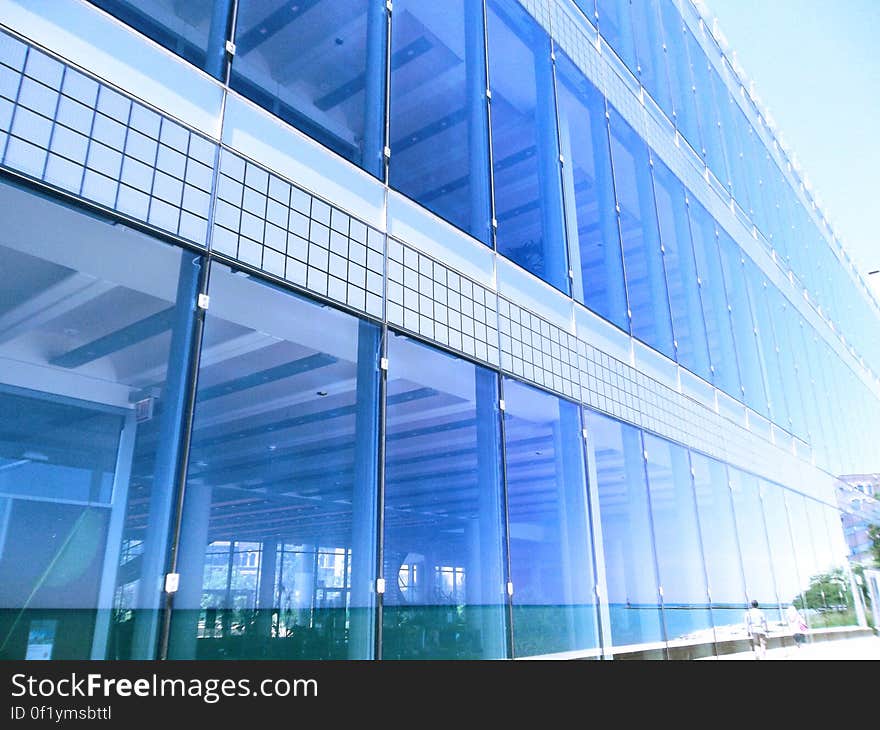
[[793, 568, 850, 616], [868, 524, 880, 566]]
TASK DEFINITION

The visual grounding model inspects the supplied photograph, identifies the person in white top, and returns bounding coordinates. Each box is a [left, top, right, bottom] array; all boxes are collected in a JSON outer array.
[[744, 599, 769, 659], [785, 603, 808, 651]]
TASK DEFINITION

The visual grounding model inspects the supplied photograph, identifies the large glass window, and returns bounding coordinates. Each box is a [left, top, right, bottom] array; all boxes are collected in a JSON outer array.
[[555, 52, 628, 331], [609, 109, 674, 358], [630, 0, 673, 118], [643, 436, 713, 657], [759, 484, 800, 617], [784, 491, 820, 631], [89, 0, 225, 77], [230, 0, 386, 177], [716, 229, 767, 416], [167, 262, 381, 659], [729, 468, 780, 626], [687, 198, 740, 399], [588, 411, 664, 656], [659, 0, 700, 152], [690, 452, 746, 643], [383, 335, 508, 659], [388, 0, 491, 245], [651, 157, 711, 380], [487, 0, 568, 293], [804, 498, 841, 629], [504, 379, 598, 657], [0, 179, 201, 659], [596, 0, 637, 74]]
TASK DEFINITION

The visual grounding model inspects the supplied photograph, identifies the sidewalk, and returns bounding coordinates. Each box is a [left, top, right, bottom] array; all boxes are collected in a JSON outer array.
[[717, 634, 880, 660]]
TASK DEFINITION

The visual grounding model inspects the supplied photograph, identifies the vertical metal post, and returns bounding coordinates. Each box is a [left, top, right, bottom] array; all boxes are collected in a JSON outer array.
[[373, 324, 389, 659], [349, 319, 381, 659], [205, 0, 235, 81], [465, 0, 493, 246], [129, 253, 203, 660], [363, 0, 388, 179]]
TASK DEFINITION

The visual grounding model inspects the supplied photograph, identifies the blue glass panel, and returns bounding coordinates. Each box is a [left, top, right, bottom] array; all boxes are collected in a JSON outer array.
[[555, 52, 628, 331], [383, 335, 508, 659], [651, 157, 711, 380], [168, 262, 381, 659], [804, 498, 839, 629], [687, 198, 740, 398], [388, 0, 491, 245], [630, 0, 673, 118], [488, 0, 568, 292], [504, 379, 599, 658], [759, 484, 800, 610], [643, 435, 713, 657], [690, 451, 747, 641], [742, 258, 789, 429], [596, 0, 637, 74], [784, 491, 820, 630], [89, 0, 225, 76], [0, 179, 201, 659], [729, 468, 780, 624], [823, 505, 858, 628], [768, 288, 808, 441], [231, 0, 386, 177], [588, 411, 664, 655], [609, 108, 674, 358], [658, 0, 700, 152], [702, 61, 731, 188], [716, 229, 767, 416]]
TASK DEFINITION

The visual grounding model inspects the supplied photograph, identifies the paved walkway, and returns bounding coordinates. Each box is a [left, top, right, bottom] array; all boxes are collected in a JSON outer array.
[[717, 634, 880, 660]]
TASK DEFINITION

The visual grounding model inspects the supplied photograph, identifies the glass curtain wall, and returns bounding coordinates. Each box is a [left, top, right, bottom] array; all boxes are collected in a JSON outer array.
[[230, 0, 387, 178], [643, 434, 713, 658], [487, 0, 568, 293], [382, 334, 507, 659], [167, 262, 381, 659], [503, 378, 599, 658], [587, 411, 664, 658], [388, 0, 492, 245], [0, 179, 201, 659]]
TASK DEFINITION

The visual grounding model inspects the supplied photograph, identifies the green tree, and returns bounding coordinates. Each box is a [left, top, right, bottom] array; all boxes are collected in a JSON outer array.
[[868, 524, 880, 567]]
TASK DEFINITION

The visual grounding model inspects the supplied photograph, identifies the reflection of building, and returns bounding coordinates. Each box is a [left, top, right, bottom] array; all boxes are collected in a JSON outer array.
[[1, 0, 879, 661], [836, 475, 880, 566]]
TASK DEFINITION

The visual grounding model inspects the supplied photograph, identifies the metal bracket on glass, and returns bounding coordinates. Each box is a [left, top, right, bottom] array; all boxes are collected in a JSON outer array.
[[499, 399, 505, 412], [376, 578, 386, 594], [380, 357, 389, 371], [383, 146, 391, 160], [164, 573, 180, 594], [506, 581, 514, 597], [197, 293, 210, 310], [385, 0, 393, 11], [225, 40, 236, 57]]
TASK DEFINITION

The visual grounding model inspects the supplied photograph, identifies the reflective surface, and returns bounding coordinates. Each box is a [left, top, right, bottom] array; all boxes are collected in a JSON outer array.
[[504, 379, 598, 657], [383, 335, 507, 659], [168, 262, 381, 659]]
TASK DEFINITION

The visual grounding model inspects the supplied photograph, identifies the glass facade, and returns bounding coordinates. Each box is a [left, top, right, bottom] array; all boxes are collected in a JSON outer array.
[[2, 0, 879, 661]]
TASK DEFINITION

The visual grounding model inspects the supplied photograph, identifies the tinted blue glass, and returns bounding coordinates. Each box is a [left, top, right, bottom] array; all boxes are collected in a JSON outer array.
[[556, 53, 628, 331], [702, 62, 731, 188], [488, 0, 568, 292], [504, 379, 599, 657], [230, 0, 386, 177], [805, 499, 839, 628], [0, 180, 201, 659], [388, 0, 491, 245], [792, 316, 829, 466], [168, 263, 380, 659], [588, 411, 664, 654], [690, 452, 746, 640], [742, 258, 789, 429], [729, 468, 780, 624], [687, 198, 740, 398], [658, 0, 700, 151], [89, 0, 222, 75], [643, 435, 713, 656], [383, 335, 507, 659], [759, 484, 800, 614], [630, 0, 673, 118], [716, 229, 767, 416], [768, 289, 808, 441], [651, 157, 711, 380], [609, 109, 674, 358], [596, 0, 637, 74], [784, 491, 820, 630]]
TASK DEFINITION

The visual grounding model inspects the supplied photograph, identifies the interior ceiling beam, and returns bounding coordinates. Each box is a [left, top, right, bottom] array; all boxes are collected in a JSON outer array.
[[236, 0, 322, 57]]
